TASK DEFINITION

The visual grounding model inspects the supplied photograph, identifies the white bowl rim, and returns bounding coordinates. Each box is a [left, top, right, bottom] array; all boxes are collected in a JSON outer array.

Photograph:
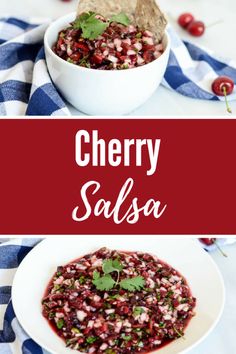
[[44, 11, 171, 74]]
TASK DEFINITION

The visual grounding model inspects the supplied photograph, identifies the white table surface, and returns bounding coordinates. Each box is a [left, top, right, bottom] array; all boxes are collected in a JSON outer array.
[[189, 242, 236, 354], [1, 0, 236, 117], [0, 238, 235, 354]]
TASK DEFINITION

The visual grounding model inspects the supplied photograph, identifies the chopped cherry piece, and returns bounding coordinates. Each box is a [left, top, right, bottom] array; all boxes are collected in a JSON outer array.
[[143, 50, 154, 63], [142, 44, 156, 52], [57, 37, 64, 48], [74, 42, 89, 53], [70, 53, 81, 61], [91, 53, 104, 65]]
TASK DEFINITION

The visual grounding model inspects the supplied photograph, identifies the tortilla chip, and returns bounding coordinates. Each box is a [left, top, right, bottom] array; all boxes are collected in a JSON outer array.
[[77, 0, 136, 21], [76, 0, 167, 41], [135, 0, 167, 42]]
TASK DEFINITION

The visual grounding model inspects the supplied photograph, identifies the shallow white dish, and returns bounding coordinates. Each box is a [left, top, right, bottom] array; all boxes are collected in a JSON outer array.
[[44, 12, 170, 116], [12, 236, 225, 354]]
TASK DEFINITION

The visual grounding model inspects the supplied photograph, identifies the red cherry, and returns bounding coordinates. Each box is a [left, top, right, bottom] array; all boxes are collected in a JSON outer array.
[[212, 76, 234, 113], [178, 13, 195, 29], [212, 76, 234, 96], [187, 21, 205, 37], [200, 238, 215, 246]]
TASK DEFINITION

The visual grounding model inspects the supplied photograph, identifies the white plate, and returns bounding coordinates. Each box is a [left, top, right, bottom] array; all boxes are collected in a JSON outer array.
[[12, 237, 225, 354]]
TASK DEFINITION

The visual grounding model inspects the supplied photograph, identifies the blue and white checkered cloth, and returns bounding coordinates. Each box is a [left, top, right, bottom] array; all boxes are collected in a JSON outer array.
[[1, 17, 236, 116], [0, 238, 50, 354], [0, 237, 235, 354], [165, 27, 236, 101], [0, 17, 70, 116]]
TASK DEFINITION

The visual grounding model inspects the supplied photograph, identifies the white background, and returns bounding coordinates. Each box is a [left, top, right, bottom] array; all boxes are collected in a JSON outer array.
[[0, 0, 236, 117]]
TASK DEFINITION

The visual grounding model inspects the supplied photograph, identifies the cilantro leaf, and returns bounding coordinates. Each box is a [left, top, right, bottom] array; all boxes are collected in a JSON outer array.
[[92, 257, 144, 292], [93, 270, 100, 280], [133, 306, 145, 317], [86, 337, 98, 344], [159, 322, 166, 328], [112, 258, 123, 272], [56, 318, 65, 329], [102, 259, 115, 274], [81, 17, 108, 40], [92, 274, 116, 291], [103, 259, 123, 274], [120, 276, 145, 291], [121, 334, 132, 341], [110, 13, 131, 26], [73, 12, 130, 40], [73, 12, 95, 29], [73, 12, 108, 40]]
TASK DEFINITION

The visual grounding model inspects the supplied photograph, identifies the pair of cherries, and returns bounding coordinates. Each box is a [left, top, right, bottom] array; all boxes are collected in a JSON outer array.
[[178, 13, 205, 37]]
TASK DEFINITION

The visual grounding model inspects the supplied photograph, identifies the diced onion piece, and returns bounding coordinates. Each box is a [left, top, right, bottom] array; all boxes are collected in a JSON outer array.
[[108, 55, 118, 63], [127, 50, 137, 56]]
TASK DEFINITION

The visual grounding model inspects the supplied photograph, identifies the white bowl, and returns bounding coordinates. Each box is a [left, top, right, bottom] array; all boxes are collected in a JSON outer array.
[[44, 12, 171, 115], [12, 236, 225, 354]]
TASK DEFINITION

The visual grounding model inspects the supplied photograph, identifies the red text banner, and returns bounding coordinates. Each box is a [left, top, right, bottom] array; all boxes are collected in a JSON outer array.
[[0, 119, 235, 235]]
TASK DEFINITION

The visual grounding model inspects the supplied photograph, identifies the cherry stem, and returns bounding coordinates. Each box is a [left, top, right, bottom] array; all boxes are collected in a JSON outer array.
[[213, 239, 228, 258], [207, 19, 224, 29], [223, 86, 232, 114]]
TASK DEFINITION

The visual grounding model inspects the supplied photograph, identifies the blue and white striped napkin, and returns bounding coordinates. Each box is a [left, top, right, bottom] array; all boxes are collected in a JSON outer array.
[[0, 238, 49, 354], [164, 27, 236, 101], [1, 17, 236, 116]]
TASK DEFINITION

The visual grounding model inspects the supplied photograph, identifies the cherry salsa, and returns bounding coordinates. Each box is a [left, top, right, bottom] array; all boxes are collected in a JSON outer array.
[[53, 15, 164, 70], [42, 248, 196, 354]]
